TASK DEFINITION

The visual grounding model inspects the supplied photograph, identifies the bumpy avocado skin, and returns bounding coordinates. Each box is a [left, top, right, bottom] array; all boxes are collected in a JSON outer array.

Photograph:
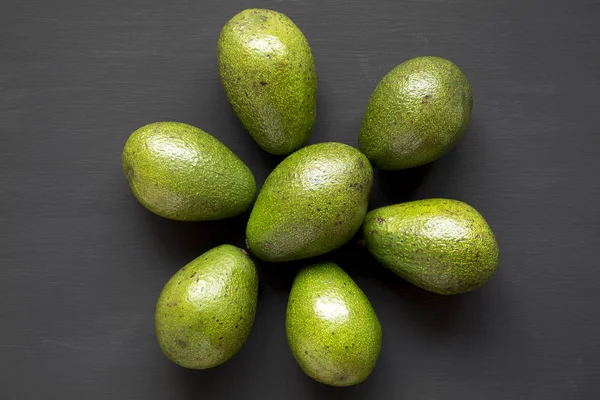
[[364, 199, 499, 295], [359, 56, 472, 170], [246, 143, 373, 262], [155, 245, 258, 369], [122, 122, 256, 221], [218, 8, 317, 155], [286, 262, 382, 387]]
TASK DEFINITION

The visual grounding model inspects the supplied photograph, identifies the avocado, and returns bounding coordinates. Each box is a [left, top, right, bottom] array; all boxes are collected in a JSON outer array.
[[286, 262, 382, 387], [359, 56, 472, 170], [218, 8, 317, 155], [364, 199, 499, 295], [122, 122, 256, 221], [155, 244, 258, 369], [246, 142, 373, 262]]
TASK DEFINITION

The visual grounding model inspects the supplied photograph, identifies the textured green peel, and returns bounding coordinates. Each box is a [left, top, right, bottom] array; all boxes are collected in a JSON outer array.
[[218, 8, 317, 155], [246, 142, 373, 262], [359, 56, 472, 170], [286, 262, 382, 387], [364, 199, 499, 295], [122, 122, 256, 221], [155, 244, 258, 369]]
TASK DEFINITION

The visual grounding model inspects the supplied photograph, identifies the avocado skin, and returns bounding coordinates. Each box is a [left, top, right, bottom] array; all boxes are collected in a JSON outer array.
[[364, 199, 499, 295], [155, 245, 258, 369], [122, 122, 256, 221], [218, 8, 317, 155], [246, 142, 373, 262], [286, 262, 382, 387], [359, 56, 472, 170]]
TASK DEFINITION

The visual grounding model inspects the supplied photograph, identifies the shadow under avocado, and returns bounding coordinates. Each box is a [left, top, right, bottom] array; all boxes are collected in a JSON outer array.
[[369, 163, 432, 209], [140, 207, 249, 266], [371, 261, 487, 341], [302, 371, 384, 400], [253, 230, 372, 295], [254, 258, 304, 296], [255, 150, 286, 184], [175, 363, 221, 397]]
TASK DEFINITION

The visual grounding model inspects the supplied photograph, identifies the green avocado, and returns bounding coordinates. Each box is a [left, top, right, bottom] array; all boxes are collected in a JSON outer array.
[[364, 199, 499, 295], [246, 142, 373, 262], [286, 262, 382, 387], [122, 122, 256, 221], [218, 8, 317, 155], [155, 244, 258, 369], [359, 56, 472, 170]]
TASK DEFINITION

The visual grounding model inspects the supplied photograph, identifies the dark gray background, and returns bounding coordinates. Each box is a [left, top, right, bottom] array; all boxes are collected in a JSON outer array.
[[1, 0, 599, 398]]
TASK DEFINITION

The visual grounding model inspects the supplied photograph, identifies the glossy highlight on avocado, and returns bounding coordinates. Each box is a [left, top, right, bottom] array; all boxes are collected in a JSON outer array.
[[246, 142, 373, 262], [286, 262, 382, 386], [364, 199, 499, 295], [155, 245, 258, 369], [360, 56, 472, 170], [122, 122, 256, 221], [218, 8, 317, 155]]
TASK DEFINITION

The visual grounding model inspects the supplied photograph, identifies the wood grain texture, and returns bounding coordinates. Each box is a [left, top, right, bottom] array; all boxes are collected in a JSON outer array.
[[1, 0, 599, 398]]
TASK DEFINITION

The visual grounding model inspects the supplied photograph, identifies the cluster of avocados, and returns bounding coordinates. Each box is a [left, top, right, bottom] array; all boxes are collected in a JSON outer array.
[[122, 8, 499, 387]]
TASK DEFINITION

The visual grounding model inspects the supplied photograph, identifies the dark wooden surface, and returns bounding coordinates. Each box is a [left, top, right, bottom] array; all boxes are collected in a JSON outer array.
[[1, 0, 599, 398]]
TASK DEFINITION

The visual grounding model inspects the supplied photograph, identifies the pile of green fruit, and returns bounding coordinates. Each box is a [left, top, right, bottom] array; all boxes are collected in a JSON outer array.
[[122, 8, 499, 387]]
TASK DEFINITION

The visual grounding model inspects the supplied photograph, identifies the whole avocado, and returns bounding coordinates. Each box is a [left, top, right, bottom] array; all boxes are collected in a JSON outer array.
[[359, 56, 472, 170], [364, 199, 499, 295], [286, 262, 382, 387], [218, 8, 317, 155], [122, 122, 256, 221], [155, 245, 258, 369], [246, 142, 373, 262]]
